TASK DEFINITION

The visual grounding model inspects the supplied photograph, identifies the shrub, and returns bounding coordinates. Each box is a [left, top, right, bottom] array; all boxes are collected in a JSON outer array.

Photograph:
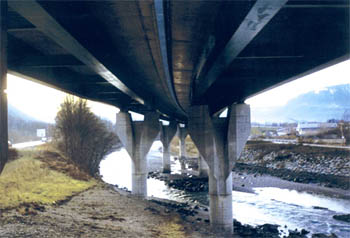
[[8, 147, 20, 161], [54, 97, 118, 176]]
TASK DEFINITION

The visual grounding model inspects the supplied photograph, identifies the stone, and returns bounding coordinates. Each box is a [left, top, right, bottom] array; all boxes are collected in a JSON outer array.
[[312, 233, 338, 238], [333, 214, 350, 223]]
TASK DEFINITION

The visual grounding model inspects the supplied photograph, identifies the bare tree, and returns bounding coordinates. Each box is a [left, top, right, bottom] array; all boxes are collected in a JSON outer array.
[[54, 97, 118, 175]]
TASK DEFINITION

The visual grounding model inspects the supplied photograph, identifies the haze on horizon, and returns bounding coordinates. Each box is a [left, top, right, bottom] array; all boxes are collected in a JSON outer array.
[[6, 60, 350, 124]]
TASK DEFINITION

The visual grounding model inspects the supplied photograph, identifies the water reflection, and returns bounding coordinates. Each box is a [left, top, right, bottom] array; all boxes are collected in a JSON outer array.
[[99, 148, 131, 189], [254, 187, 350, 214], [100, 145, 350, 238], [232, 189, 350, 236]]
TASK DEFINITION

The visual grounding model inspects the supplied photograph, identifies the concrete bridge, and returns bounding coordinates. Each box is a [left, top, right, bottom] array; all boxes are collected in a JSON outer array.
[[0, 0, 349, 234]]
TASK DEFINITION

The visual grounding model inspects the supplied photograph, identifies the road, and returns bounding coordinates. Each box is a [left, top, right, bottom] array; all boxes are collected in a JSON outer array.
[[12, 141, 45, 149]]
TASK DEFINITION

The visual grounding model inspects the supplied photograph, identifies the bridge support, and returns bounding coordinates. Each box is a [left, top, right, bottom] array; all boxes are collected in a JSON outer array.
[[0, 0, 8, 174], [160, 121, 177, 173], [178, 125, 188, 159], [198, 155, 209, 177], [178, 125, 188, 173], [188, 103, 250, 234], [116, 111, 160, 197]]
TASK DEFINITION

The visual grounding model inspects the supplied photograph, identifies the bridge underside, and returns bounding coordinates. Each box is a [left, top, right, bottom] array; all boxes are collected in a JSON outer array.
[[1, 1, 349, 234], [3, 0, 349, 121]]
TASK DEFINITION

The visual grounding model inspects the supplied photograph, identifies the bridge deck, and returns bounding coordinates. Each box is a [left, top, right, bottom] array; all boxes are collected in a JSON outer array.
[[4, 0, 350, 121]]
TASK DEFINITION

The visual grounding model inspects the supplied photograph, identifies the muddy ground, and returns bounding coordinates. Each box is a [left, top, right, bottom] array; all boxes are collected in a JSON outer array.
[[0, 183, 222, 238], [0, 181, 317, 238]]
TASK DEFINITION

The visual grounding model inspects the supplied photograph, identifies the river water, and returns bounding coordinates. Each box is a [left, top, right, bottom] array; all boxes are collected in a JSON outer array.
[[100, 142, 350, 237]]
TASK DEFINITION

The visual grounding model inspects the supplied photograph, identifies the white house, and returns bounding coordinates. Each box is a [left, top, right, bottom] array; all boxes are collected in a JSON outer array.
[[296, 122, 337, 136]]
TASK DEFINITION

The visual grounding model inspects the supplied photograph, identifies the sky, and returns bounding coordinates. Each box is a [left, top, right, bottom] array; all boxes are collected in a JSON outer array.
[[6, 59, 350, 123], [245, 60, 350, 108], [7, 74, 119, 123]]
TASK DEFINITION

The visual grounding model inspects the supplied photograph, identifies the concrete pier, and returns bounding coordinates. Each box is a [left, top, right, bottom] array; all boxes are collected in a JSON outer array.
[[160, 121, 177, 173], [178, 125, 188, 159], [116, 111, 160, 197], [0, 1, 8, 174], [209, 172, 233, 232], [188, 103, 250, 234], [198, 156, 209, 177]]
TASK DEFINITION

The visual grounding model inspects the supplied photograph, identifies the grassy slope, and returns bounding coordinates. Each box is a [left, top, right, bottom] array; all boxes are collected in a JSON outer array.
[[0, 150, 96, 210], [170, 136, 199, 158]]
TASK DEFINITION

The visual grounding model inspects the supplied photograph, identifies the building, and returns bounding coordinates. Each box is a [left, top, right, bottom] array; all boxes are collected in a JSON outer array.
[[296, 122, 337, 136]]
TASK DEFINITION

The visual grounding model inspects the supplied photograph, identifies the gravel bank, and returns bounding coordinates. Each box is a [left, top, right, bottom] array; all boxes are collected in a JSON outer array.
[[239, 141, 350, 177]]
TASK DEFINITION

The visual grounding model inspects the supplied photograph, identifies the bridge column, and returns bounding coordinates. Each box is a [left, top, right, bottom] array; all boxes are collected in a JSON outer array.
[[116, 111, 160, 197], [188, 103, 250, 234], [198, 155, 209, 177], [178, 125, 188, 159], [160, 121, 177, 173], [0, 1, 8, 174]]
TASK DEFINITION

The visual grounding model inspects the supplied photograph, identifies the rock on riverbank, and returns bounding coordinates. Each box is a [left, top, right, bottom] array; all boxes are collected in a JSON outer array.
[[237, 141, 350, 190], [333, 214, 350, 223]]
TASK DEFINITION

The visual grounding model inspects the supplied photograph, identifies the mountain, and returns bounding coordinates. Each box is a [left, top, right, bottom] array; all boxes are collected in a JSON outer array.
[[251, 84, 350, 123], [8, 104, 37, 122], [8, 104, 50, 143]]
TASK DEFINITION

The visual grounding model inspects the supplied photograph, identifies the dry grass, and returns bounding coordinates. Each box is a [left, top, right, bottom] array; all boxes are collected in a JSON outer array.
[[170, 135, 199, 158], [0, 150, 96, 210], [35, 142, 56, 152], [28, 143, 91, 181], [36, 150, 91, 181], [157, 217, 186, 238]]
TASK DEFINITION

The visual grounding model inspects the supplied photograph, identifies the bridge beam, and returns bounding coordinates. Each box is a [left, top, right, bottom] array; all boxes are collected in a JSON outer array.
[[188, 103, 250, 234], [9, 0, 144, 105], [160, 121, 177, 173], [10, 55, 84, 68], [116, 111, 160, 197], [0, 0, 8, 174], [193, 0, 288, 101]]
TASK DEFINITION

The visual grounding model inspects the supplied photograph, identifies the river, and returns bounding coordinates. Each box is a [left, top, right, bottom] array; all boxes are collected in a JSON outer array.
[[100, 141, 350, 237]]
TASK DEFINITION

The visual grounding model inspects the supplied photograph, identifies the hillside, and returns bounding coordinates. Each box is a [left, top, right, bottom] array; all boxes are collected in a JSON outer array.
[[252, 84, 350, 122], [8, 104, 50, 143]]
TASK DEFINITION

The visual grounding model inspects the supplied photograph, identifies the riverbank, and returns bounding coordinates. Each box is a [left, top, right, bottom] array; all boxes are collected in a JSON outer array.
[[145, 155, 348, 237], [147, 170, 348, 238], [149, 168, 350, 200], [100, 141, 350, 237], [0, 149, 96, 210], [0, 148, 219, 238], [178, 157, 349, 198], [234, 163, 350, 192], [237, 141, 350, 190], [2, 175, 318, 238], [3, 144, 348, 238], [1, 182, 221, 238]]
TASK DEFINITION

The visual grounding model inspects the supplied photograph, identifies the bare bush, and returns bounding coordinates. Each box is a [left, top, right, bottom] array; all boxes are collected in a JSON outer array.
[[8, 147, 19, 161], [54, 97, 118, 176]]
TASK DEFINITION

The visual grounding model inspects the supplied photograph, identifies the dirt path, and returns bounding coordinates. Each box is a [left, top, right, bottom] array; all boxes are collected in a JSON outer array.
[[0, 183, 221, 238]]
